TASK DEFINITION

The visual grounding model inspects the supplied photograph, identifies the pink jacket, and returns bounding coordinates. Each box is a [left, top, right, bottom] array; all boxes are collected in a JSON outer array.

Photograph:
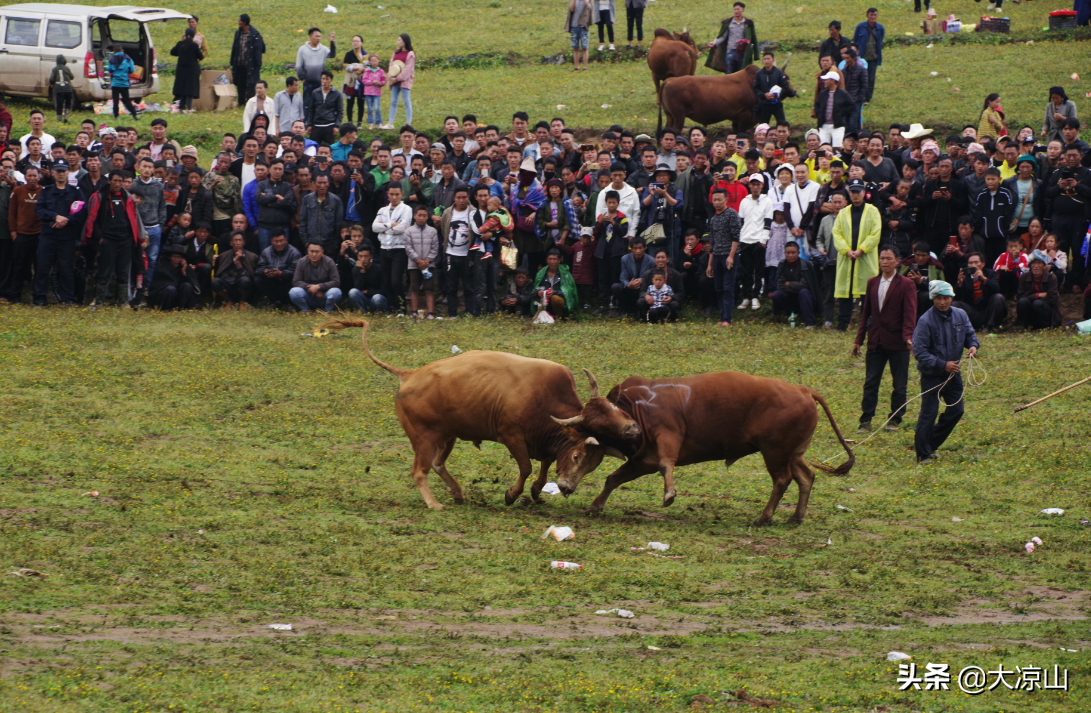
[[390, 50, 415, 90], [361, 67, 386, 97]]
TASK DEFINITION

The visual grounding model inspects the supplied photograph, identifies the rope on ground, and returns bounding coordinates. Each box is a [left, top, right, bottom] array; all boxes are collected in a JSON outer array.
[[817, 353, 987, 465], [1014, 375, 1091, 413]]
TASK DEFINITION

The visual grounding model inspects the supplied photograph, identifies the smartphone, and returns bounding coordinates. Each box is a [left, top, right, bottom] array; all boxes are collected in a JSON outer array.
[[948, 235, 958, 248], [589, 163, 600, 171], [649, 183, 662, 190], [963, 266, 975, 278]]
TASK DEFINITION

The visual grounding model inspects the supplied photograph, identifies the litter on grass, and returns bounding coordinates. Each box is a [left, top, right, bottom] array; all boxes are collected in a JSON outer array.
[[1031, 536, 1043, 545], [952, 517, 964, 522], [267, 623, 293, 631], [1025, 542, 1036, 553], [836, 504, 851, 511], [647, 542, 670, 551], [8, 568, 47, 577], [647, 645, 661, 650], [542, 525, 575, 541], [1040, 508, 1065, 515], [596, 608, 635, 618], [451, 345, 463, 354], [551, 561, 582, 570], [541, 482, 562, 495], [887, 651, 912, 661], [323, 4, 338, 12]]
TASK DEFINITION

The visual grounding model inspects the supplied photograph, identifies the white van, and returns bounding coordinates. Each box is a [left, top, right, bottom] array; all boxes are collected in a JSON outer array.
[[0, 4, 191, 102]]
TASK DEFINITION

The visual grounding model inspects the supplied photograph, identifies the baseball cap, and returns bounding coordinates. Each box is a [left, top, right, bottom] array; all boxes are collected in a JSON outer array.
[[51, 159, 70, 171], [847, 178, 867, 191], [819, 71, 840, 82]]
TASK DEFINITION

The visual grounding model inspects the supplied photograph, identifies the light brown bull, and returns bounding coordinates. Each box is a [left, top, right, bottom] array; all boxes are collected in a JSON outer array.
[[647, 28, 700, 105]]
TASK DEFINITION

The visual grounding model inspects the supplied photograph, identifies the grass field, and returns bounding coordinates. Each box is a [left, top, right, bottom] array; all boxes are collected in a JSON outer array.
[[1, 307, 1089, 711]]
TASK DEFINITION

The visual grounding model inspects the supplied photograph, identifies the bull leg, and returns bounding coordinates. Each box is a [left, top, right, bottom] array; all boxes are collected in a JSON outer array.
[[502, 440, 536, 506], [588, 461, 658, 512], [431, 438, 464, 504], [755, 463, 794, 527], [659, 460, 677, 507], [408, 435, 447, 510], [787, 457, 815, 525], [529, 460, 553, 503]]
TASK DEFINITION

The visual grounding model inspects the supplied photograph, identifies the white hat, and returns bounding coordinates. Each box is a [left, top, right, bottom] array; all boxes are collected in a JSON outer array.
[[519, 156, 537, 174], [903, 123, 934, 140], [819, 71, 840, 82]]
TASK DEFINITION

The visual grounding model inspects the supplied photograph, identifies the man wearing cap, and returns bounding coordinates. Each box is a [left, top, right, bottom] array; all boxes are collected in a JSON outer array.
[[33, 159, 87, 305], [912, 280, 979, 463], [832, 177, 881, 330]]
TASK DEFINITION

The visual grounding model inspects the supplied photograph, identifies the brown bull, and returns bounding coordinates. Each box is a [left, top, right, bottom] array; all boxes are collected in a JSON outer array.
[[324, 320, 637, 509], [658, 61, 797, 134], [556, 371, 855, 526], [647, 28, 700, 105]]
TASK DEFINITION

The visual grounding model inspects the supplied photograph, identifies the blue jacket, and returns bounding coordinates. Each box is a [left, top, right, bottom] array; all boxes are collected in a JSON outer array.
[[242, 180, 260, 229], [108, 52, 135, 88], [36, 183, 86, 241], [912, 305, 979, 377], [852, 21, 885, 66], [619, 252, 654, 286]]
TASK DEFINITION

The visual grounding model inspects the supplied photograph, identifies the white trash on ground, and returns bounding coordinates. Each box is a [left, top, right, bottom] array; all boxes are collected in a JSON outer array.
[[550, 561, 582, 570], [323, 4, 338, 12], [1025, 542, 1036, 553], [542, 525, 575, 541], [952, 517, 964, 522], [646, 542, 670, 551], [541, 482, 562, 495], [268, 623, 293, 631], [1031, 536, 1043, 545], [595, 608, 635, 618], [451, 345, 463, 354], [1040, 508, 1065, 515], [887, 651, 912, 661]]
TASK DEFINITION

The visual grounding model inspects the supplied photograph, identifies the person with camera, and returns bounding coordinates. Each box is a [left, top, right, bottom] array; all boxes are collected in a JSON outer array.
[[1015, 252, 1061, 330], [899, 242, 944, 317], [951, 252, 1005, 331], [852, 245, 916, 434], [1044, 146, 1091, 292], [255, 228, 301, 308], [638, 165, 682, 263]]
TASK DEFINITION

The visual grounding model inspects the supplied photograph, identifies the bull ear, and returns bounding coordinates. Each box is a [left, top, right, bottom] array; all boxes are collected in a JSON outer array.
[[603, 446, 628, 461], [582, 368, 600, 399], [552, 414, 584, 426], [585, 437, 600, 446]]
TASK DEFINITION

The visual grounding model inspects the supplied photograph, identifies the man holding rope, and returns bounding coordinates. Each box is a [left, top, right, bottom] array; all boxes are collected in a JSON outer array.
[[912, 280, 979, 464]]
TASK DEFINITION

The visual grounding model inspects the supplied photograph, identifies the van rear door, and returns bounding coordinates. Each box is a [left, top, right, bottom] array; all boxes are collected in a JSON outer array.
[[100, 9, 190, 87], [0, 13, 44, 93]]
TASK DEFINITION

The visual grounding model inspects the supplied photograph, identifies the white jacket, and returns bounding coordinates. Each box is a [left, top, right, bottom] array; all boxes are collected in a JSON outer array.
[[371, 202, 414, 250], [738, 193, 773, 245], [242, 95, 278, 135], [783, 180, 819, 230], [594, 182, 641, 238]]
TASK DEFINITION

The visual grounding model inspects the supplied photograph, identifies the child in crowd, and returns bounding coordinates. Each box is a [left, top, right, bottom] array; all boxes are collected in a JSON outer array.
[[1041, 234, 1067, 284], [556, 227, 598, 309], [168, 211, 194, 245], [404, 205, 439, 318], [764, 205, 791, 298], [477, 195, 513, 258], [645, 270, 674, 324], [361, 53, 386, 130], [994, 236, 1028, 297]]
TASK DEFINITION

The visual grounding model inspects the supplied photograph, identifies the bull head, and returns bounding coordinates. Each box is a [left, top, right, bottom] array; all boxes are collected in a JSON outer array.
[[777, 54, 798, 98]]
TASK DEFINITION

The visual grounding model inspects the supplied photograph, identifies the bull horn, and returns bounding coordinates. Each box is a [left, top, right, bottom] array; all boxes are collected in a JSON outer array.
[[582, 368, 600, 399], [603, 446, 628, 460], [779, 56, 791, 73], [551, 415, 585, 427], [682, 25, 687, 33], [585, 437, 600, 446]]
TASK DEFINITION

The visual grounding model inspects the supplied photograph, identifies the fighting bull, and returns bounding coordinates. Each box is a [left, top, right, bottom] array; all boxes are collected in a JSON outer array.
[[555, 371, 855, 526], [647, 28, 700, 105], [657, 61, 797, 134], [325, 320, 638, 509]]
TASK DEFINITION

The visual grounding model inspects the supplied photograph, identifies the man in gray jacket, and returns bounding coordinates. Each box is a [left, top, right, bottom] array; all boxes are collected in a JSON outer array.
[[299, 173, 343, 256], [274, 77, 305, 134], [295, 28, 335, 116], [131, 156, 166, 293], [289, 242, 341, 312]]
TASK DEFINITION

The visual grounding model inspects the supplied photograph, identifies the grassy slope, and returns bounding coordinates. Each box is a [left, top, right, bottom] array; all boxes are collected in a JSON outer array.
[[0, 308, 1088, 711]]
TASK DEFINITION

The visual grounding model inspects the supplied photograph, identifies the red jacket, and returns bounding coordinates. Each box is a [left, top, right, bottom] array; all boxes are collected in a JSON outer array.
[[855, 273, 917, 351], [83, 187, 141, 246], [709, 179, 748, 213], [557, 238, 597, 286]]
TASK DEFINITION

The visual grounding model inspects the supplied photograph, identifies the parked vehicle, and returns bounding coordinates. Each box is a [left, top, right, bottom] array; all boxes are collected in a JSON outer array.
[[0, 4, 191, 102]]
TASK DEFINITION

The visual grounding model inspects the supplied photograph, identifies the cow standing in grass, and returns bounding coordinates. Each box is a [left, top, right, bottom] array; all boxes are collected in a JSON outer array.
[[556, 371, 855, 525], [324, 320, 638, 509]]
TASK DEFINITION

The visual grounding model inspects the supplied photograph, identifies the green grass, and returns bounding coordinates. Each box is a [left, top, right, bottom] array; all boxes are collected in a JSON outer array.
[[1, 307, 1089, 711]]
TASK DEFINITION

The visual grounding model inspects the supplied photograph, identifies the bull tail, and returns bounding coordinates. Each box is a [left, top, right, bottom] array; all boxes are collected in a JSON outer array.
[[807, 389, 855, 476], [321, 319, 410, 380]]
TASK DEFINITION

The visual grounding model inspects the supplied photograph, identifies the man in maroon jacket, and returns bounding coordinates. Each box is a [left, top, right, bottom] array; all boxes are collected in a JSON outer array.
[[851, 245, 917, 433]]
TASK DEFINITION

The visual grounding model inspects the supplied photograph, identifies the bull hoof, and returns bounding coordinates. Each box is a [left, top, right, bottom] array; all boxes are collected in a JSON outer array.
[[530, 490, 544, 504], [662, 491, 676, 507], [786, 514, 805, 525], [452, 497, 465, 505], [429, 502, 446, 511], [583, 505, 605, 515], [752, 517, 772, 527], [503, 491, 517, 506]]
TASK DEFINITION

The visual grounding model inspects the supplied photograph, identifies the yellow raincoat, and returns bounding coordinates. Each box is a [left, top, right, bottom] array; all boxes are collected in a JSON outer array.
[[832, 202, 881, 299]]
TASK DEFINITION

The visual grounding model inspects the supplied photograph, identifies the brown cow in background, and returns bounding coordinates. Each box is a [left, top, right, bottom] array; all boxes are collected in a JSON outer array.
[[324, 320, 638, 509], [647, 28, 700, 105], [658, 60, 797, 134], [556, 371, 855, 526]]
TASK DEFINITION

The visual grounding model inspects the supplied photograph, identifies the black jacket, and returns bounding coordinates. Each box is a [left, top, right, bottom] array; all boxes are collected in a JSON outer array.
[[229, 25, 265, 86], [306, 88, 343, 128], [920, 178, 967, 236], [178, 185, 214, 228], [36, 183, 87, 241], [953, 267, 1000, 307], [170, 39, 202, 98], [352, 263, 384, 295], [149, 256, 200, 302], [813, 88, 856, 130], [753, 66, 787, 105], [639, 265, 685, 302], [1044, 166, 1091, 221], [775, 257, 822, 297], [971, 187, 1016, 242], [255, 178, 297, 228]]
